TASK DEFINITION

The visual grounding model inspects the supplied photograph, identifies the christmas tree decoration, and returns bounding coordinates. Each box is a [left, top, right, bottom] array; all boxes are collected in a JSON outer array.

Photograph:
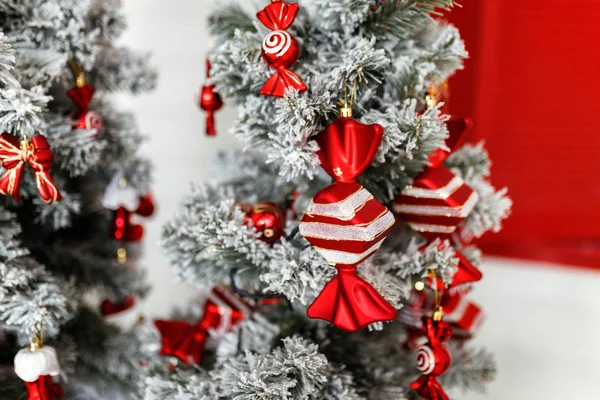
[[241, 201, 286, 243], [441, 291, 484, 339], [155, 285, 252, 365], [67, 61, 102, 134], [257, 0, 307, 97], [300, 103, 397, 332], [410, 316, 453, 400], [0, 133, 61, 204], [14, 328, 63, 400], [101, 296, 137, 316], [199, 60, 224, 136]]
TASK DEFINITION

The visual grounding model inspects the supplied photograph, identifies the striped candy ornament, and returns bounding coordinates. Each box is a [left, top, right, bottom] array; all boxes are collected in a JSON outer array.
[[300, 116, 398, 332], [393, 164, 479, 241]]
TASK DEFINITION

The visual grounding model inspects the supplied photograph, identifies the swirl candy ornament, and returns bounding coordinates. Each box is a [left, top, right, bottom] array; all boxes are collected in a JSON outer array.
[[256, 0, 307, 97], [410, 317, 453, 400], [299, 114, 398, 332]]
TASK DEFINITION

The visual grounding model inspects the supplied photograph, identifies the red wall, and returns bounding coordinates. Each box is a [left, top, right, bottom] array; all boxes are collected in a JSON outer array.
[[446, 1, 600, 268]]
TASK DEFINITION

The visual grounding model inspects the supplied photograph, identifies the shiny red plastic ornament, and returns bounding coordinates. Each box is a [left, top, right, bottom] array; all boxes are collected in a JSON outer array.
[[257, 0, 307, 97], [442, 291, 484, 339], [243, 202, 286, 243], [411, 317, 453, 400], [101, 296, 136, 316], [111, 206, 144, 242], [199, 60, 223, 136], [155, 286, 252, 365], [300, 116, 397, 332], [23, 376, 63, 400], [393, 112, 478, 241], [67, 82, 102, 134], [0, 133, 61, 203]]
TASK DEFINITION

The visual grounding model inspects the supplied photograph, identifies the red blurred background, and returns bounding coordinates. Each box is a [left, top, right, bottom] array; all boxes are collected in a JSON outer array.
[[446, 1, 600, 268]]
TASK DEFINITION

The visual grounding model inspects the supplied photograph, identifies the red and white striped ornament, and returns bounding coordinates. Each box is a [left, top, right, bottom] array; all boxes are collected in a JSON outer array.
[[300, 112, 398, 332]]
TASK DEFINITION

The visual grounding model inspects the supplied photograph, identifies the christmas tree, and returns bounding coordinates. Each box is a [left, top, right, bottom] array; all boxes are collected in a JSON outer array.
[[0, 1, 156, 399], [144, 1, 512, 399]]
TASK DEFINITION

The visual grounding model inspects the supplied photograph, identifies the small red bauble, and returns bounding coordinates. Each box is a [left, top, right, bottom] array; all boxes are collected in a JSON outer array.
[[111, 206, 144, 242], [73, 110, 103, 133], [243, 202, 286, 243]]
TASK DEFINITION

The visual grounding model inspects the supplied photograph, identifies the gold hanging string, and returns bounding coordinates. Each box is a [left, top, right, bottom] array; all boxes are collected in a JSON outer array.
[[30, 322, 44, 352], [429, 268, 444, 322], [339, 76, 358, 118], [69, 58, 86, 88]]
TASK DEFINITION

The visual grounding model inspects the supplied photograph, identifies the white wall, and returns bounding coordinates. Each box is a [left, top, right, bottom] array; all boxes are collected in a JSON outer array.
[[115, 1, 600, 399]]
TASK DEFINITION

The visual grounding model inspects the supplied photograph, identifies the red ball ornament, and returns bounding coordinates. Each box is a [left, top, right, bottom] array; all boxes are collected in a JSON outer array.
[[199, 60, 224, 136], [300, 110, 398, 332], [256, 0, 307, 97], [244, 202, 286, 243], [410, 317, 453, 400]]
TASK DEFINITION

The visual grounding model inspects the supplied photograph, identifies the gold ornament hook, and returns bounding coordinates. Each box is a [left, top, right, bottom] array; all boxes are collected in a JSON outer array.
[[30, 322, 44, 352]]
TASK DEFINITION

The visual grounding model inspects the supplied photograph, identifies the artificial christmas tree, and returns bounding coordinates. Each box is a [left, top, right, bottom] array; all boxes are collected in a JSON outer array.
[[0, 1, 156, 398], [145, 0, 512, 399]]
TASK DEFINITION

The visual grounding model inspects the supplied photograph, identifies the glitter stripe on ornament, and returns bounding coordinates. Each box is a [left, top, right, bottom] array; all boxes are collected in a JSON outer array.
[[394, 192, 479, 218], [300, 209, 395, 241], [402, 175, 464, 199], [306, 187, 373, 220], [312, 238, 386, 265], [408, 222, 458, 234]]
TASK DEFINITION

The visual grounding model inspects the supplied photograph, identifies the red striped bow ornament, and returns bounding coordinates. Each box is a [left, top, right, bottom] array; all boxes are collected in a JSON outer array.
[[0, 133, 61, 204], [300, 116, 398, 332], [155, 285, 253, 365]]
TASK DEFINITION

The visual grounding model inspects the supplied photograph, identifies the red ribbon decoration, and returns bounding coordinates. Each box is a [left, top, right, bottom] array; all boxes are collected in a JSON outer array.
[[110, 194, 155, 242], [410, 317, 453, 400], [155, 286, 251, 365], [0, 133, 61, 204], [24, 376, 63, 400], [300, 117, 398, 332], [257, 0, 307, 97], [67, 84, 95, 114], [199, 60, 224, 136]]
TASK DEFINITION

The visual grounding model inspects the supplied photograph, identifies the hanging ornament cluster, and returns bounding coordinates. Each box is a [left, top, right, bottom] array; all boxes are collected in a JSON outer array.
[[0, 133, 61, 204], [101, 169, 155, 315], [67, 60, 102, 134], [154, 285, 252, 365], [257, 0, 307, 97], [393, 83, 486, 400], [410, 316, 453, 400], [240, 201, 286, 243], [299, 88, 397, 332], [14, 326, 63, 400], [198, 59, 224, 136]]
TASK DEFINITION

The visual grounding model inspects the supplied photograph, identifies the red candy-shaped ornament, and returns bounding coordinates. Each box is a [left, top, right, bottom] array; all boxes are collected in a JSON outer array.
[[199, 60, 224, 136], [67, 69, 102, 134], [411, 317, 453, 400], [300, 108, 397, 332], [257, 0, 307, 97]]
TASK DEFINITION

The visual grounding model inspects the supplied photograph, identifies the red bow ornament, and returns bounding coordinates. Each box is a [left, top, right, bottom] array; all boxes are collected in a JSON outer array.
[[0, 133, 61, 204], [300, 115, 397, 332], [257, 0, 307, 97], [155, 286, 253, 365], [411, 317, 453, 400]]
